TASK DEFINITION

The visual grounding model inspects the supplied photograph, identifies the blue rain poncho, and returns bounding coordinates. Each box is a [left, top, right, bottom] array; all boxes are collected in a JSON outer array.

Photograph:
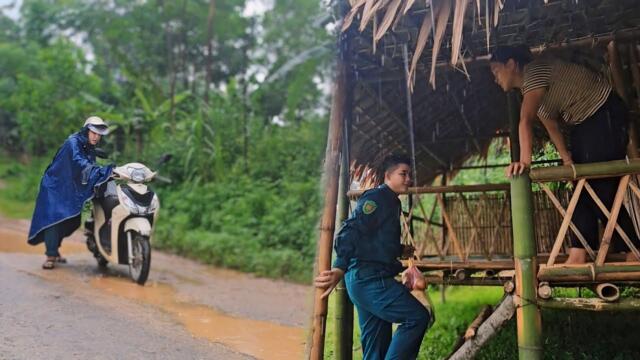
[[28, 128, 113, 245]]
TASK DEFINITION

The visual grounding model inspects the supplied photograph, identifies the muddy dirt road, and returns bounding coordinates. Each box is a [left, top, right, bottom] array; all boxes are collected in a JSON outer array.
[[0, 218, 311, 360]]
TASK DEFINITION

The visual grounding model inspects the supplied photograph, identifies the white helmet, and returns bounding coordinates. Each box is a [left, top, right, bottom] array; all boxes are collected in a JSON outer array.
[[84, 116, 109, 135]]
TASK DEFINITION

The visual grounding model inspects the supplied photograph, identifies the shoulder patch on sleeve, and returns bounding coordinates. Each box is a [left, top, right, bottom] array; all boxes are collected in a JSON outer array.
[[363, 200, 378, 215]]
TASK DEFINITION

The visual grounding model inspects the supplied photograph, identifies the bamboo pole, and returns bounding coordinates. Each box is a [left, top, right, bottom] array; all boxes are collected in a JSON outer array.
[[334, 78, 353, 360], [595, 175, 631, 265], [407, 259, 515, 270], [509, 90, 542, 359], [308, 29, 349, 360], [529, 159, 640, 182], [538, 262, 640, 282], [538, 297, 640, 312], [511, 173, 543, 360], [348, 183, 510, 197]]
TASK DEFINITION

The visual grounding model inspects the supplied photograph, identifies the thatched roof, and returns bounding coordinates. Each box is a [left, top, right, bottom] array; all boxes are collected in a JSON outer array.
[[342, 0, 640, 186]]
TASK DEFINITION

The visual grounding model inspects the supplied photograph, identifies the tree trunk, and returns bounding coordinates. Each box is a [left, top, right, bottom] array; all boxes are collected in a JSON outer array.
[[204, 0, 216, 104]]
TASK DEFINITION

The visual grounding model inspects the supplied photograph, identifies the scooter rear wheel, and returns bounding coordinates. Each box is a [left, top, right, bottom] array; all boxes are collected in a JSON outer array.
[[128, 233, 151, 285]]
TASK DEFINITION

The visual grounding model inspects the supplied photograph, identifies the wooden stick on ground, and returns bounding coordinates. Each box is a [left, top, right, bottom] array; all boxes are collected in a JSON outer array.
[[447, 295, 516, 360], [464, 305, 494, 340]]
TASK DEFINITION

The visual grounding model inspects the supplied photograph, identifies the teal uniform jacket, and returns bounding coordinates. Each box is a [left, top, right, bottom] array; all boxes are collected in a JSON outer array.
[[333, 183, 431, 360], [332, 184, 403, 276]]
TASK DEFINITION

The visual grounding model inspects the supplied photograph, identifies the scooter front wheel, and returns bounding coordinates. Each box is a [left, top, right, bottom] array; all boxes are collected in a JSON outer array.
[[128, 233, 151, 285]]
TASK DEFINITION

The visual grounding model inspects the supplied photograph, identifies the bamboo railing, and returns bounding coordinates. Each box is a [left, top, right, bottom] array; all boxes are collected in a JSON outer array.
[[348, 183, 569, 275], [346, 159, 640, 286], [531, 160, 640, 283]]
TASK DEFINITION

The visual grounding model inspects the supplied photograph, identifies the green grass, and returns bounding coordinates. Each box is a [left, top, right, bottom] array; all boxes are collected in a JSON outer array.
[[324, 286, 640, 360], [0, 155, 43, 219]]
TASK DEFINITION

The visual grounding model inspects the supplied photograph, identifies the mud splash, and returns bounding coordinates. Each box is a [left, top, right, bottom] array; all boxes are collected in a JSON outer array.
[[90, 277, 304, 360], [0, 228, 85, 255]]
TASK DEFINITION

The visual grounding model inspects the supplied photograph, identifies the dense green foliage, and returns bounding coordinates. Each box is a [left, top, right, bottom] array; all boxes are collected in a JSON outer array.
[[0, 0, 334, 282]]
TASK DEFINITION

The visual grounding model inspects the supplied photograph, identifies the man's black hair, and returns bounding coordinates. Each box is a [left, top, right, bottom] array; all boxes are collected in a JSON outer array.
[[375, 154, 411, 186], [381, 154, 411, 174], [490, 45, 533, 69]]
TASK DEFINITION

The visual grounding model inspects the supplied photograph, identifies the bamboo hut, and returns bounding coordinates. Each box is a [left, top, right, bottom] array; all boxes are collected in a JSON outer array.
[[310, 0, 640, 359]]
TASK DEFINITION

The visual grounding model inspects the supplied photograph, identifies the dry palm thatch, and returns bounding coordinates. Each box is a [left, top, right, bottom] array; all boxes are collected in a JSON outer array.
[[402, 0, 417, 15], [430, 0, 452, 89], [408, 9, 435, 91], [359, 0, 386, 32], [342, 0, 508, 90], [342, 0, 367, 32], [451, 0, 468, 66], [375, 0, 403, 41]]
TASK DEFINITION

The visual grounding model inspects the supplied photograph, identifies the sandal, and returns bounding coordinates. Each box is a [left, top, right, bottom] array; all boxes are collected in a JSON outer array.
[[42, 259, 55, 270], [55, 256, 67, 264]]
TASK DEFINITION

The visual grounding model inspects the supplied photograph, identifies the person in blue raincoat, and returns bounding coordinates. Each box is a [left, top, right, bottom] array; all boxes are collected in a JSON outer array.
[[314, 155, 431, 360], [28, 116, 113, 269]]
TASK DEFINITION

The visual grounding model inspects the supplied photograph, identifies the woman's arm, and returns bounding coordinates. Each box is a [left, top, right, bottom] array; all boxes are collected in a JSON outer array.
[[539, 115, 573, 165], [506, 87, 547, 177]]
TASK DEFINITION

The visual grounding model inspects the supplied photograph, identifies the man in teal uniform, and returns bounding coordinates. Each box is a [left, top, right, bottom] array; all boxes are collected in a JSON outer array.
[[315, 155, 431, 360]]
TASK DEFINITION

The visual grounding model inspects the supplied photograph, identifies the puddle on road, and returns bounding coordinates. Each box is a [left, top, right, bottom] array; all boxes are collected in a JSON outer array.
[[90, 276, 304, 360], [0, 228, 85, 255]]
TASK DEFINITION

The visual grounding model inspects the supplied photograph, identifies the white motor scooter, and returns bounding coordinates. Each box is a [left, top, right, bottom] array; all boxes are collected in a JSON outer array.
[[85, 163, 159, 285]]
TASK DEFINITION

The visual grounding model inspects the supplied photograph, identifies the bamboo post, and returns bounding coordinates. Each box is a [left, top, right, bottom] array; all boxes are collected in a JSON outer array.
[[441, 173, 447, 304], [511, 173, 543, 360], [308, 28, 349, 360], [508, 90, 542, 360], [334, 71, 354, 360]]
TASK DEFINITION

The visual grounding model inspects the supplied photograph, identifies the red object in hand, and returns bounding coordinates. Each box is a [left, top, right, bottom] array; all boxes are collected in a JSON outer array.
[[403, 265, 426, 291]]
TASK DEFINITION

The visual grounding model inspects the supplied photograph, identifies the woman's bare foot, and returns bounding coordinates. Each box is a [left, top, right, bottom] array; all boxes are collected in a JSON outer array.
[[565, 248, 587, 264]]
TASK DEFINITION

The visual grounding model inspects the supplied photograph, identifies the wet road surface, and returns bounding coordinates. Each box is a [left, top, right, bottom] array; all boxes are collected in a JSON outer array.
[[0, 218, 310, 359]]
